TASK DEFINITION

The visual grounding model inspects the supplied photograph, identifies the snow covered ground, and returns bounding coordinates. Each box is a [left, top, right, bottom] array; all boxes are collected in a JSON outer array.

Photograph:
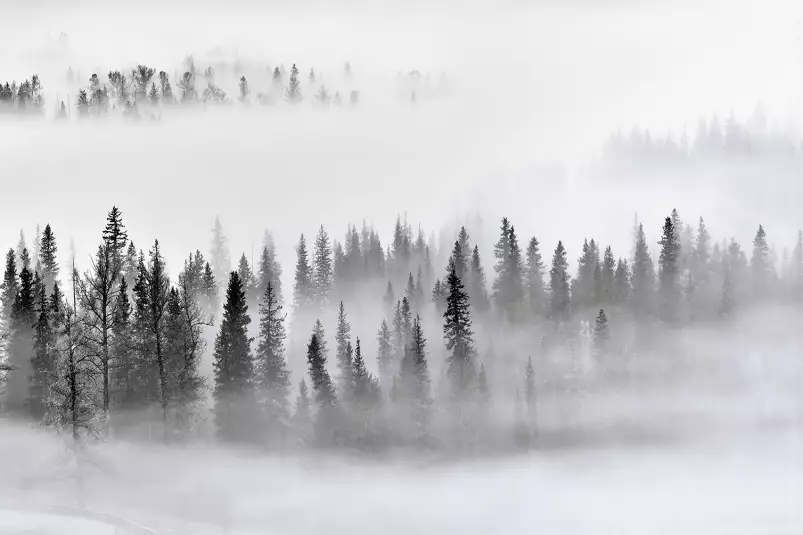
[[0, 510, 114, 535]]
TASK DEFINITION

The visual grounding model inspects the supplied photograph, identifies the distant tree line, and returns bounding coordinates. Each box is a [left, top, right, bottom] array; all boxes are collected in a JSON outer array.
[[0, 207, 801, 455]]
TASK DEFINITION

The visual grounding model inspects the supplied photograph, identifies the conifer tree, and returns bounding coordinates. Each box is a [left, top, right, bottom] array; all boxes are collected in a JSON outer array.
[[145, 240, 172, 438], [492, 219, 524, 319], [721, 239, 747, 316], [255, 282, 290, 443], [38, 224, 59, 293], [572, 238, 600, 310], [449, 239, 469, 282], [382, 281, 395, 315], [284, 64, 302, 103], [750, 224, 775, 299], [405, 272, 416, 309], [30, 279, 55, 419], [468, 245, 490, 313], [237, 253, 259, 307], [613, 258, 630, 305], [1, 249, 18, 325], [306, 333, 338, 443], [397, 315, 431, 445], [313, 225, 333, 308], [658, 216, 682, 323], [376, 319, 393, 389], [631, 223, 656, 318], [443, 259, 476, 400], [257, 234, 283, 306], [334, 301, 353, 396], [350, 338, 381, 447], [524, 237, 546, 317], [592, 309, 610, 360], [548, 241, 571, 320], [293, 234, 315, 312], [598, 246, 616, 305], [213, 271, 256, 442], [210, 216, 231, 291], [6, 249, 36, 414]]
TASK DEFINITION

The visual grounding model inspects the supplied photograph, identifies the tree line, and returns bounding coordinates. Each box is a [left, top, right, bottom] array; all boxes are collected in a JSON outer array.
[[1, 207, 801, 454]]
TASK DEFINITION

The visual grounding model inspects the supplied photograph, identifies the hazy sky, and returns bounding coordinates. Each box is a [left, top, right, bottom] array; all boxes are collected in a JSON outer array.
[[1, 0, 802, 280]]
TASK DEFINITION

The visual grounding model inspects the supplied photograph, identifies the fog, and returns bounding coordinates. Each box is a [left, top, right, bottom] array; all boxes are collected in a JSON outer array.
[[1, 0, 803, 533]]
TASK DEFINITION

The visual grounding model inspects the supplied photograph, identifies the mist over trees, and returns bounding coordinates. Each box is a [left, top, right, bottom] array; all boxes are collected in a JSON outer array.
[[0, 203, 800, 455]]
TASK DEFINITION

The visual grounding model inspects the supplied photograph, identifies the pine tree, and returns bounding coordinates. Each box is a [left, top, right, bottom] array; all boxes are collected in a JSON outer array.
[[468, 245, 490, 313], [405, 272, 416, 309], [145, 240, 172, 438], [613, 258, 630, 305], [597, 246, 616, 305], [256, 237, 283, 306], [293, 234, 315, 312], [721, 239, 747, 316], [376, 319, 393, 389], [237, 253, 259, 307], [306, 333, 338, 444], [210, 216, 231, 292], [255, 282, 290, 443], [449, 239, 468, 282], [750, 224, 775, 299], [313, 225, 333, 308], [351, 337, 381, 447], [492, 219, 524, 319], [334, 301, 352, 396], [6, 249, 36, 414], [631, 223, 656, 318], [432, 278, 447, 313], [658, 216, 682, 323], [30, 279, 56, 420], [238, 76, 250, 102], [284, 64, 303, 103], [524, 237, 546, 318], [592, 309, 610, 360], [38, 224, 59, 293], [382, 281, 395, 315], [1, 249, 18, 325], [443, 259, 476, 400], [397, 315, 431, 444], [572, 238, 600, 310], [213, 271, 256, 442], [548, 241, 571, 320]]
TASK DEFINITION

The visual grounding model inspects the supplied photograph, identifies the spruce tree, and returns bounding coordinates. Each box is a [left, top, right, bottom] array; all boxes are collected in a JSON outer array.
[[405, 272, 416, 309], [750, 224, 775, 299], [468, 245, 490, 313], [38, 224, 59, 293], [257, 237, 283, 306], [255, 282, 290, 443], [334, 301, 353, 396], [598, 246, 616, 305], [613, 258, 631, 305], [213, 271, 256, 442], [524, 237, 546, 318], [293, 234, 315, 312], [145, 240, 172, 437], [443, 259, 476, 400], [284, 64, 302, 103], [30, 278, 55, 420], [548, 241, 571, 320], [492, 219, 524, 319], [376, 319, 393, 389], [210, 216, 231, 291], [6, 249, 35, 414], [658, 216, 681, 323], [306, 333, 338, 443], [572, 238, 600, 310], [631, 223, 656, 318], [237, 253, 259, 307], [592, 309, 610, 360], [382, 281, 395, 314], [313, 225, 333, 307], [397, 315, 431, 445], [1, 249, 18, 324]]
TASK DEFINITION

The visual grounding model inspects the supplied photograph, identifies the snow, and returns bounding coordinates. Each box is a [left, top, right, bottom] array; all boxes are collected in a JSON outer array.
[[0, 510, 114, 535]]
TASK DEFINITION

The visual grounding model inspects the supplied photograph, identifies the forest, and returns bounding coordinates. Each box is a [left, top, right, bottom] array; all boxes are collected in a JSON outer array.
[[0, 199, 800, 455]]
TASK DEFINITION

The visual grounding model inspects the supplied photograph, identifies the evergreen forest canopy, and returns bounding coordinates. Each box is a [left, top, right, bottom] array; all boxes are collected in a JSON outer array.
[[0, 204, 801, 455], [0, 56, 452, 119]]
